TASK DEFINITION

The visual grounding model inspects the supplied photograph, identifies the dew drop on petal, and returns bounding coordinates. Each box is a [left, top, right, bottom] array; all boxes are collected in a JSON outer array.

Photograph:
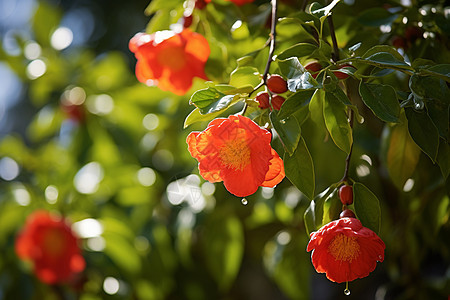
[[344, 289, 351, 296], [241, 198, 248, 205]]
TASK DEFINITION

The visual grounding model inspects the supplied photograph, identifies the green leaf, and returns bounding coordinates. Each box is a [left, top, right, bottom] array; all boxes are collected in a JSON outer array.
[[405, 108, 439, 162], [353, 182, 381, 234], [323, 92, 353, 154], [189, 88, 242, 115], [384, 114, 421, 189], [310, 0, 341, 19], [203, 214, 244, 290], [270, 112, 301, 155], [359, 81, 400, 123], [32, 1, 62, 46], [424, 64, 450, 82], [427, 101, 449, 140], [322, 189, 341, 225], [283, 138, 315, 199], [277, 43, 318, 60], [278, 57, 320, 92], [278, 90, 315, 119], [229, 66, 261, 88], [409, 74, 450, 104], [364, 52, 412, 70], [304, 187, 333, 235], [184, 107, 223, 128], [357, 8, 398, 27]]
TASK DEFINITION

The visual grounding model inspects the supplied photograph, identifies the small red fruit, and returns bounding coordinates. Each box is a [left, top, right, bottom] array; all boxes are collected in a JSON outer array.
[[339, 184, 353, 205], [256, 92, 270, 109], [195, 0, 208, 9], [267, 75, 288, 94], [304, 61, 322, 79], [340, 209, 356, 219], [332, 64, 355, 80], [392, 36, 407, 49], [271, 95, 285, 110], [183, 15, 193, 28]]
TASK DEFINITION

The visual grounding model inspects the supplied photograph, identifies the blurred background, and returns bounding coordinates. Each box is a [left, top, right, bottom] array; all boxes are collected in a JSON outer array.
[[0, 0, 449, 299]]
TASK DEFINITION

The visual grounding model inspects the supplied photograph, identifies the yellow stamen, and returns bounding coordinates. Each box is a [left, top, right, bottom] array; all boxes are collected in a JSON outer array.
[[328, 234, 360, 262], [219, 138, 250, 171]]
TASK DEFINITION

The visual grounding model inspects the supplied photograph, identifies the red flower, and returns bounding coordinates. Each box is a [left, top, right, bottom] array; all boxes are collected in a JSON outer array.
[[306, 217, 385, 283], [15, 211, 85, 284], [227, 0, 254, 5], [187, 115, 285, 197], [129, 29, 210, 95]]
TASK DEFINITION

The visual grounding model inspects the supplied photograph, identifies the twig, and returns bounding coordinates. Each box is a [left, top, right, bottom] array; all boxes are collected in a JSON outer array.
[[328, 15, 339, 62], [341, 83, 354, 183]]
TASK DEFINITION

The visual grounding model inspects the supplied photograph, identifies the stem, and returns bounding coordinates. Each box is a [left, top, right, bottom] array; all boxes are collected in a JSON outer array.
[[328, 15, 339, 62], [301, 0, 309, 11], [242, 0, 278, 115], [341, 84, 354, 183]]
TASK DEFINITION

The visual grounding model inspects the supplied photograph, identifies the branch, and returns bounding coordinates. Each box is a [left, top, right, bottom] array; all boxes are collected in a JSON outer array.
[[328, 15, 339, 62]]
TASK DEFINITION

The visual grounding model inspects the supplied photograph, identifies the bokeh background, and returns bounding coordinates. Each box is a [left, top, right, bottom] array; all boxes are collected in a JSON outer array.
[[0, 0, 449, 299]]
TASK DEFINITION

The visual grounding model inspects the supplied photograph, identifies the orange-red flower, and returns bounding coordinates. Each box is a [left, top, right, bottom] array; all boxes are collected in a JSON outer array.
[[187, 115, 285, 197], [15, 211, 85, 284], [129, 29, 210, 95], [307, 217, 385, 283]]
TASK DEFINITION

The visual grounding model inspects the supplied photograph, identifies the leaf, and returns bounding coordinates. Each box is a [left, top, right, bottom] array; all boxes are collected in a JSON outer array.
[[357, 8, 398, 27], [364, 52, 412, 70], [229, 66, 261, 88], [310, 0, 341, 19], [283, 137, 315, 199], [278, 90, 315, 119], [189, 88, 242, 115], [203, 214, 244, 290], [427, 101, 449, 140], [323, 92, 353, 154], [277, 43, 318, 60], [359, 81, 400, 123], [384, 115, 421, 189], [322, 189, 341, 225], [32, 1, 62, 46], [184, 107, 223, 128], [424, 64, 450, 82], [353, 182, 381, 234], [304, 187, 333, 235], [405, 108, 439, 162], [409, 74, 450, 104], [278, 57, 320, 92], [270, 112, 301, 155]]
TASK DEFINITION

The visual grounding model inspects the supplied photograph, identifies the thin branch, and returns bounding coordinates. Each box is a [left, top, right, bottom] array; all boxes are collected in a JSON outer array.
[[341, 84, 354, 183], [328, 15, 339, 62]]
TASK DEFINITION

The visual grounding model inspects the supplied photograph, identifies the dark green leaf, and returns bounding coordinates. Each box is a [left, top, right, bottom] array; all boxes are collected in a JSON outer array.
[[322, 189, 341, 225], [409, 74, 450, 104], [437, 141, 450, 179], [270, 112, 301, 155], [364, 52, 412, 69], [362, 45, 406, 62], [278, 90, 315, 119], [427, 101, 449, 140], [405, 108, 440, 162], [278, 57, 320, 92], [283, 137, 315, 199], [323, 92, 353, 154], [359, 82, 400, 123], [425, 64, 450, 82], [357, 8, 398, 27], [353, 182, 381, 234]]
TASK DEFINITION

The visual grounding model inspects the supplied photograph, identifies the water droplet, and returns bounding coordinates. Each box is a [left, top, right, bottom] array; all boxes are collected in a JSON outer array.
[[378, 255, 383, 260], [280, 120, 286, 124], [241, 198, 248, 205], [414, 101, 424, 110], [344, 288, 351, 296]]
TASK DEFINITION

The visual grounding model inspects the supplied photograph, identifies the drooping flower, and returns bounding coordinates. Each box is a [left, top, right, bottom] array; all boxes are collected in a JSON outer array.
[[129, 29, 210, 95], [187, 115, 285, 197], [15, 211, 85, 284], [307, 217, 385, 283]]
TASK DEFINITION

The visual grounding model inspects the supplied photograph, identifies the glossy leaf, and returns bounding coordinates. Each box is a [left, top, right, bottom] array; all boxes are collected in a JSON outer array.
[[229, 66, 261, 88], [364, 52, 413, 70], [357, 8, 398, 27], [359, 81, 400, 123], [278, 89, 315, 119], [270, 112, 301, 155], [405, 108, 439, 162], [304, 187, 333, 235], [189, 88, 241, 115], [277, 43, 318, 60], [353, 182, 381, 234], [278, 57, 320, 92], [322, 189, 341, 225], [323, 92, 353, 154], [183, 107, 223, 128], [437, 141, 450, 179], [283, 137, 315, 199]]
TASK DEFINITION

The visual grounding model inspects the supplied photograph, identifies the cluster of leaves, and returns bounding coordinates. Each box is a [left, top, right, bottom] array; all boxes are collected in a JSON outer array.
[[0, 0, 449, 299]]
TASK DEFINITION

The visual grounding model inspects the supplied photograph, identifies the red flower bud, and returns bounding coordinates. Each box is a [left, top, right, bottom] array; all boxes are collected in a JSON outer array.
[[340, 209, 356, 219], [304, 61, 322, 79], [267, 75, 288, 94], [339, 184, 353, 205], [256, 92, 270, 109], [271, 95, 286, 110]]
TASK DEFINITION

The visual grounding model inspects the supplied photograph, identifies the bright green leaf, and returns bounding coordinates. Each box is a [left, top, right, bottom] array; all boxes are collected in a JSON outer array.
[[229, 66, 261, 88], [270, 112, 301, 155], [304, 187, 333, 235], [278, 90, 315, 119], [189, 88, 241, 115], [278, 57, 320, 92], [277, 43, 318, 60]]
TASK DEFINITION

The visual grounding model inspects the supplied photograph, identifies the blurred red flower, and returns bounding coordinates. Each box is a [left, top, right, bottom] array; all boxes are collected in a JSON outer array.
[[15, 211, 85, 284], [307, 217, 385, 283], [227, 0, 254, 5], [129, 29, 210, 95], [187, 115, 284, 197]]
